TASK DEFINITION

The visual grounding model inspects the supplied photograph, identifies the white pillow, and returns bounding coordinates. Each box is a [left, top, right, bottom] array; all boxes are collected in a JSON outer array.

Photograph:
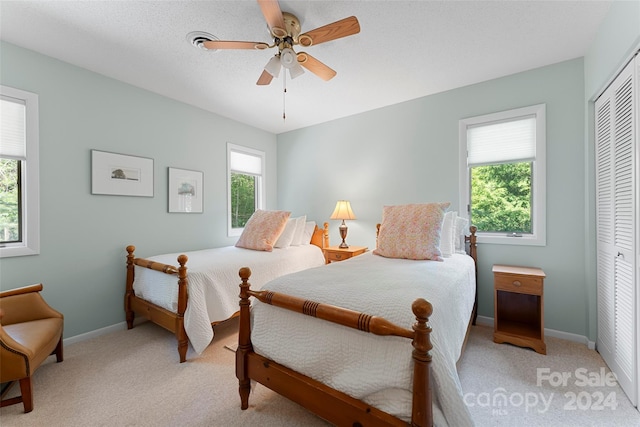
[[274, 218, 296, 248], [440, 210, 457, 258], [290, 215, 307, 246], [303, 221, 317, 245], [455, 216, 469, 253]]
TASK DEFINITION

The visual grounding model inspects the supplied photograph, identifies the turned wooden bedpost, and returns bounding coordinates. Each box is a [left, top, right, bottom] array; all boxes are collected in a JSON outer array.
[[237, 267, 253, 409], [468, 225, 478, 265], [125, 246, 136, 329], [411, 298, 433, 427], [467, 226, 478, 325], [322, 222, 330, 248], [176, 254, 189, 363]]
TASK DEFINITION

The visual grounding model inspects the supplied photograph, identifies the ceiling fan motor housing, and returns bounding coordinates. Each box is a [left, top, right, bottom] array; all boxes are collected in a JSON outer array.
[[278, 12, 301, 41]]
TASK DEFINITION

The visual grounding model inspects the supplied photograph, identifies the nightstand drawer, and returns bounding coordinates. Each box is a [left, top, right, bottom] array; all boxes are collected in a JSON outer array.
[[323, 246, 367, 264], [327, 251, 350, 262], [494, 274, 543, 295]]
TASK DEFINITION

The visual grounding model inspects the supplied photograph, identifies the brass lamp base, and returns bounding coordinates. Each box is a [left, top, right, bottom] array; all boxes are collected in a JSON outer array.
[[339, 221, 349, 248]]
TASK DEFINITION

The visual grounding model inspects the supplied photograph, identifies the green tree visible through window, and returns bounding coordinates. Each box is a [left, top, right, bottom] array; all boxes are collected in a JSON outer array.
[[231, 172, 256, 228], [0, 158, 20, 243], [470, 162, 532, 234]]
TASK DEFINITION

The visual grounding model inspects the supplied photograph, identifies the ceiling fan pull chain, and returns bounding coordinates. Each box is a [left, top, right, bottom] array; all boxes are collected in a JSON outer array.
[[283, 70, 287, 120]]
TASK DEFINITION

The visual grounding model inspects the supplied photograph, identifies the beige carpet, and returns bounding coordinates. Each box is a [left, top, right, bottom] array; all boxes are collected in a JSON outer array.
[[1, 320, 638, 426], [458, 326, 639, 426]]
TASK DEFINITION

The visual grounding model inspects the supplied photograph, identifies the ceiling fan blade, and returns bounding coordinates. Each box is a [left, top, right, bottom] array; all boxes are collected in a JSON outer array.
[[256, 69, 274, 86], [296, 52, 336, 81], [202, 40, 269, 50], [257, 0, 287, 38], [298, 16, 360, 47]]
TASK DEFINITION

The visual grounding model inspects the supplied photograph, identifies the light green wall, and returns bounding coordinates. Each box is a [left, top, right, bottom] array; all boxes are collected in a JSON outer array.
[[584, 0, 640, 99], [583, 0, 640, 340], [277, 58, 589, 337], [0, 42, 277, 338]]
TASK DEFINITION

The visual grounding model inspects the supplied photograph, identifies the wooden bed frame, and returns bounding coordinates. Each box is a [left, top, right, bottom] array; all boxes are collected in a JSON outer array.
[[124, 222, 330, 363], [236, 226, 477, 427]]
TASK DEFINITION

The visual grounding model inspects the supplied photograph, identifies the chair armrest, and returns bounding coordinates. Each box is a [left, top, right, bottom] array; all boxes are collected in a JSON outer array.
[[0, 284, 63, 326], [0, 283, 43, 298], [0, 321, 32, 359]]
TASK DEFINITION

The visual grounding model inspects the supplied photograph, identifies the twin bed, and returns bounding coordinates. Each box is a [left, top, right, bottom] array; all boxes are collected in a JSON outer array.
[[125, 220, 329, 362], [236, 205, 478, 427]]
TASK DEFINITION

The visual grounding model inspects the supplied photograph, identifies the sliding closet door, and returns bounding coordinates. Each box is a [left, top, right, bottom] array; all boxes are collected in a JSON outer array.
[[595, 55, 638, 407]]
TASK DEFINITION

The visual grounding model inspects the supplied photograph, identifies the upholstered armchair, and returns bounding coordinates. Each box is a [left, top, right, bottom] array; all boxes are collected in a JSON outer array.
[[0, 284, 64, 413]]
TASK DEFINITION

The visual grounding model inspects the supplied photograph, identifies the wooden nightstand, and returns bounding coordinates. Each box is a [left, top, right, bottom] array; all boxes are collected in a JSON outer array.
[[493, 264, 546, 354], [323, 246, 367, 264]]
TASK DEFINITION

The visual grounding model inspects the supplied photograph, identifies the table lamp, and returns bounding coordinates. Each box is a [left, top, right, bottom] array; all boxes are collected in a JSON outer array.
[[330, 200, 356, 248]]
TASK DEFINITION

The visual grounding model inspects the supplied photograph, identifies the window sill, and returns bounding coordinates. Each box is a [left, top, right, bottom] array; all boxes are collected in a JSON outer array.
[[0, 245, 40, 258], [476, 233, 546, 246]]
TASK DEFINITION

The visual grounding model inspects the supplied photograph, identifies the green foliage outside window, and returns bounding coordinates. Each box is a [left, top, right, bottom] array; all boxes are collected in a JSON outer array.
[[0, 158, 20, 243], [471, 162, 532, 234], [231, 172, 256, 228]]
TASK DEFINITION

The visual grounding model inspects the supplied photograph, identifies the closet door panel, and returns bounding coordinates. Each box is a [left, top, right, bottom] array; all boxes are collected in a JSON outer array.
[[596, 55, 637, 407], [596, 95, 615, 360]]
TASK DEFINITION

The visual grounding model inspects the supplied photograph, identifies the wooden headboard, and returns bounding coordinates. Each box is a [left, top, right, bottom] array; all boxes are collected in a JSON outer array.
[[311, 222, 330, 249]]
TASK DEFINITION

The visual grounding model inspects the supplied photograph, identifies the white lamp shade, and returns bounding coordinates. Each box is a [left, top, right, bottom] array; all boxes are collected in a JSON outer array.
[[330, 200, 356, 220], [264, 55, 281, 77], [289, 62, 305, 79], [280, 48, 297, 69]]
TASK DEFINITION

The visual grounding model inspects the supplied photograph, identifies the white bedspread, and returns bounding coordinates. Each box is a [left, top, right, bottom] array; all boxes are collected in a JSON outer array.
[[133, 244, 325, 354], [250, 252, 475, 427]]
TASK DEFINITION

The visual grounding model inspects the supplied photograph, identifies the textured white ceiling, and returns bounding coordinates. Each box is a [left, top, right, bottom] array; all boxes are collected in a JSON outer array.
[[0, 1, 612, 134]]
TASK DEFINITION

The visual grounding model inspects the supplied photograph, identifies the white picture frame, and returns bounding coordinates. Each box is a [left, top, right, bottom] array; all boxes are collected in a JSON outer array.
[[168, 167, 203, 213], [91, 150, 154, 197]]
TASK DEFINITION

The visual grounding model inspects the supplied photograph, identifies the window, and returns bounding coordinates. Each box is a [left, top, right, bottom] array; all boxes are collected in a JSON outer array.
[[459, 104, 546, 246], [0, 85, 40, 257], [227, 143, 265, 237]]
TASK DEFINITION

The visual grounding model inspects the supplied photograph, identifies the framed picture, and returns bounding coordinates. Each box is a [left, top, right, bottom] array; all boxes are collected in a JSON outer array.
[[91, 150, 154, 197], [168, 167, 203, 213]]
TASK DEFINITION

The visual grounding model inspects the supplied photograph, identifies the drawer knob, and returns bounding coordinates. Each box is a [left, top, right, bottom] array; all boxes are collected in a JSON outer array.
[[512, 280, 522, 287], [335, 254, 342, 259]]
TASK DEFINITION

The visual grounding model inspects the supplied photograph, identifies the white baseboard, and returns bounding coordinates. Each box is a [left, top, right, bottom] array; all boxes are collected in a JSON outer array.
[[475, 315, 596, 350], [63, 318, 148, 346]]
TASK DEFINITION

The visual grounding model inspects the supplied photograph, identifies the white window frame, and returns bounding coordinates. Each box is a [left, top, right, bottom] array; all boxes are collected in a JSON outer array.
[[227, 143, 265, 237], [459, 104, 546, 246], [0, 85, 40, 257]]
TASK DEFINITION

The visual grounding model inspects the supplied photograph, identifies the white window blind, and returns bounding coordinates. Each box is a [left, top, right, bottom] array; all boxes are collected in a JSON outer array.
[[230, 150, 262, 176], [467, 116, 536, 166], [0, 95, 27, 160]]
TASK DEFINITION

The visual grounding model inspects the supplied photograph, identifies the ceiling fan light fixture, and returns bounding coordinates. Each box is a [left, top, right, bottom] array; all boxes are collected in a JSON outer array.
[[280, 47, 297, 69], [264, 55, 281, 77], [289, 63, 305, 79]]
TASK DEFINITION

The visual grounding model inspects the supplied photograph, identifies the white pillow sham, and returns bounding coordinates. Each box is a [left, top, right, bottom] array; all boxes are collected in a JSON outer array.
[[274, 218, 297, 248], [440, 210, 457, 258], [290, 215, 307, 246]]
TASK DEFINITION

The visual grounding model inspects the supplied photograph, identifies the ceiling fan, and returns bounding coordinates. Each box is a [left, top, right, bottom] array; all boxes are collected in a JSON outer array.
[[200, 0, 360, 85]]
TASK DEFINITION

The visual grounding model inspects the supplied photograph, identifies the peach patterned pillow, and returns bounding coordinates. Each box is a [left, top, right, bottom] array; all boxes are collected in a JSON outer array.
[[373, 203, 450, 261], [235, 210, 291, 251]]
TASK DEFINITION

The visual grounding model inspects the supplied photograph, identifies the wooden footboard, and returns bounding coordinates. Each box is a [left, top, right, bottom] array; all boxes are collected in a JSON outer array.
[[237, 267, 434, 427], [125, 245, 190, 362]]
